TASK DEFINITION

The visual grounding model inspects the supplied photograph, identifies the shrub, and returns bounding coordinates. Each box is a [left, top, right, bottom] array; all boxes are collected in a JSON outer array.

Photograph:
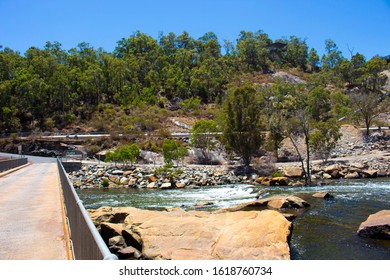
[[102, 178, 110, 187]]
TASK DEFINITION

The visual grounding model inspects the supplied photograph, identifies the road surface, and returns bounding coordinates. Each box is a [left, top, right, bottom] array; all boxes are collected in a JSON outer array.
[[0, 153, 69, 260]]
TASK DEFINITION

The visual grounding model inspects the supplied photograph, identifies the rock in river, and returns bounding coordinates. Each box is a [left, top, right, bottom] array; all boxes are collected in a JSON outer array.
[[357, 210, 390, 240], [222, 195, 310, 211], [312, 192, 334, 199], [88, 206, 292, 260]]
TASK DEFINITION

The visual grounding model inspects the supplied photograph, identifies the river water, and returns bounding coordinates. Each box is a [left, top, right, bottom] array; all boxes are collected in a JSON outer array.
[[77, 179, 390, 260]]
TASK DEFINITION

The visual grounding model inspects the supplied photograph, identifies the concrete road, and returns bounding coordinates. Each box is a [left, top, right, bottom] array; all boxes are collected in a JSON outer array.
[[0, 154, 69, 260]]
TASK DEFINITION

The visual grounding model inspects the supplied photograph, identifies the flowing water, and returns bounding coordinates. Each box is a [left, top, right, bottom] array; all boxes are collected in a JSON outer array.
[[77, 179, 390, 260]]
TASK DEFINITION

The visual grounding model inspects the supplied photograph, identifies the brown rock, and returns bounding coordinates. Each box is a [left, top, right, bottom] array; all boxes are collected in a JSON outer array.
[[117, 246, 142, 259], [312, 192, 334, 199], [284, 168, 304, 178], [324, 164, 340, 173], [109, 175, 120, 184], [323, 173, 332, 179], [269, 177, 289, 186], [360, 169, 378, 178], [176, 182, 186, 188], [351, 163, 365, 169], [146, 175, 157, 182], [266, 196, 310, 209], [122, 229, 143, 251], [100, 222, 126, 243], [119, 177, 129, 185], [88, 207, 130, 225], [128, 178, 137, 186], [357, 210, 390, 239], [160, 182, 172, 189], [108, 235, 126, 253], [224, 195, 310, 211], [330, 170, 342, 179], [147, 182, 157, 189], [91, 207, 292, 260], [255, 177, 267, 184], [260, 178, 271, 186], [344, 172, 360, 179]]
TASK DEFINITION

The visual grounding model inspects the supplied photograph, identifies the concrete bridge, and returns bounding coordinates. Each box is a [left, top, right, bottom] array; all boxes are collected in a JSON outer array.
[[0, 153, 70, 259], [0, 153, 115, 260]]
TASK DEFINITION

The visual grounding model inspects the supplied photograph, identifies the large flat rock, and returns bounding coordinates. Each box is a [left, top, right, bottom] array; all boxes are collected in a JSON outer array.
[[89, 207, 292, 260], [357, 210, 390, 239], [221, 195, 310, 211]]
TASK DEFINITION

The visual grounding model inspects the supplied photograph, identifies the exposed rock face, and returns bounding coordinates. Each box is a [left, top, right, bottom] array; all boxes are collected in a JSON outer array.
[[222, 195, 310, 211], [283, 168, 304, 178], [357, 210, 390, 240], [88, 206, 292, 260], [344, 172, 360, 179], [312, 192, 334, 199]]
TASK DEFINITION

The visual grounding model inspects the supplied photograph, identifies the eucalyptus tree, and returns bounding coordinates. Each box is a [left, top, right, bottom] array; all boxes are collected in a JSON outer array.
[[283, 36, 309, 71], [265, 80, 339, 184], [236, 30, 271, 72], [220, 85, 265, 167], [190, 119, 218, 163], [321, 39, 343, 70]]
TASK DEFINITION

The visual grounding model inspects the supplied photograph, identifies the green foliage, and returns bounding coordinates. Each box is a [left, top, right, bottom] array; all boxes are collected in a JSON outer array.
[[271, 170, 285, 178], [141, 139, 162, 153], [162, 139, 188, 166], [102, 178, 110, 187], [321, 39, 343, 70], [308, 48, 320, 71], [179, 97, 201, 112], [310, 120, 342, 162], [0, 29, 388, 149], [283, 36, 308, 71], [349, 90, 387, 135], [236, 30, 271, 72], [220, 85, 265, 166], [190, 119, 218, 163], [104, 143, 140, 166]]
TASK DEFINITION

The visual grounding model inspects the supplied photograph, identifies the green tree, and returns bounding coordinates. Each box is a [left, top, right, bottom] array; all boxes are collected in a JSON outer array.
[[119, 144, 140, 166], [308, 48, 320, 72], [162, 139, 188, 166], [310, 119, 341, 162], [190, 119, 218, 163], [321, 39, 343, 70], [283, 36, 308, 71], [268, 82, 338, 184], [360, 56, 387, 92], [349, 90, 387, 136], [236, 30, 271, 72], [105, 144, 140, 166], [220, 85, 264, 166]]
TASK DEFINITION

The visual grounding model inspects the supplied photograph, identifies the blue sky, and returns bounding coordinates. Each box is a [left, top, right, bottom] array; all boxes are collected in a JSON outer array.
[[1, 0, 389, 59]]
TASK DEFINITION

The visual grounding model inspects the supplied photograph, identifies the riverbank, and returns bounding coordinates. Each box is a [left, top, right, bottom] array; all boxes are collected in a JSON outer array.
[[68, 151, 390, 190]]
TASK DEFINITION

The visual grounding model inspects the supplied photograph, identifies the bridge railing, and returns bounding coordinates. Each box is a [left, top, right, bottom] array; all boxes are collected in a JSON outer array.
[[0, 158, 28, 172], [56, 158, 118, 260]]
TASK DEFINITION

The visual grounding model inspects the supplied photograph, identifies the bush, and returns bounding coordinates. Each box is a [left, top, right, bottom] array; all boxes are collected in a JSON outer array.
[[179, 97, 201, 112], [271, 170, 285, 178], [162, 139, 188, 166], [102, 178, 110, 187]]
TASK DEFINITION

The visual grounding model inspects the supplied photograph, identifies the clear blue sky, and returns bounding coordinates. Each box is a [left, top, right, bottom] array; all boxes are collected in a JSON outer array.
[[1, 0, 389, 59]]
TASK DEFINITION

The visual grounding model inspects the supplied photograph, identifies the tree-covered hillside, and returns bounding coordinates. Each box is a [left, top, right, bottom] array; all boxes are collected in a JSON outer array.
[[0, 29, 389, 134]]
